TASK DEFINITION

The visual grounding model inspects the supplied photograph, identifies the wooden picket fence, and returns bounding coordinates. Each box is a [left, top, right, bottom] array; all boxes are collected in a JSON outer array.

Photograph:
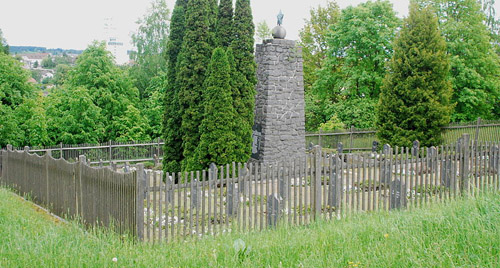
[[1, 134, 499, 243], [0, 145, 144, 240], [142, 134, 499, 243]]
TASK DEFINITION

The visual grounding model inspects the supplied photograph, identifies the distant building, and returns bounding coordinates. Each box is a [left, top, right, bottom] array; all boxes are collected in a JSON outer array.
[[19, 53, 49, 69], [103, 18, 128, 65]]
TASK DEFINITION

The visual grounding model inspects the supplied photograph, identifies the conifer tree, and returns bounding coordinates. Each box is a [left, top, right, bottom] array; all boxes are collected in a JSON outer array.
[[195, 48, 238, 169], [230, 0, 256, 162], [162, 0, 188, 172], [177, 0, 215, 170], [377, 3, 453, 147], [216, 0, 234, 47]]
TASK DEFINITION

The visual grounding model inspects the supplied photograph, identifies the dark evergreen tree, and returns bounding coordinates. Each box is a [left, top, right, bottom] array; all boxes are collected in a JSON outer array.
[[377, 3, 453, 147], [177, 0, 215, 171], [162, 0, 188, 173], [216, 0, 234, 47], [230, 0, 256, 162], [195, 48, 238, 169]]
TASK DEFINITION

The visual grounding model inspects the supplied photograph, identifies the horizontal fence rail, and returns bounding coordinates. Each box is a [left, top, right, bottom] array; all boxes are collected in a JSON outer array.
[[0, 146, 144, 240]]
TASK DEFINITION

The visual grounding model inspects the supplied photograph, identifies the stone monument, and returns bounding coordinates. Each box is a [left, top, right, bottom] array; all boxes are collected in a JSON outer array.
[[251, 11, 306, 163]]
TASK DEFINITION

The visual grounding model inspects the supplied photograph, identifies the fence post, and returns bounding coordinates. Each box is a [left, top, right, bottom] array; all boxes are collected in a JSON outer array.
[[108, 141, 112, 163], [318, 128, 322, 148], [78, 155, 86, 219], [313, 145, 322, 221], [59, 142, 63, 159], [135, 164, 145, 241], [474, 117, 481, 148], [349, 126, 354, 153], [460, 134, 470, 196], [5, 145, 12, 184], [46, 150, 52, 209]]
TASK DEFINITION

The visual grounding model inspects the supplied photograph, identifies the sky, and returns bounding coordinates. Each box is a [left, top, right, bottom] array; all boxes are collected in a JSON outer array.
[[0, 0, 498, 51]]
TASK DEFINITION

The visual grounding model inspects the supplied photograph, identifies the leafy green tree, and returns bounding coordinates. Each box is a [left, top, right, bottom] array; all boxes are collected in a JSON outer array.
[[313, 0, 400, 129], [195, 48, 237, 170], [45, 86, 105, 144], [299, 1, 341, 131], [162, 0, 188, 173], [113, 104, 151, 142], [417, 0, 500, 121], [66, 41, 144, 141], [216, 0, 234, 47], [0, 52, 34, 107], [230, 0, 257, 163], [255, 21, 271, 43], [377, 3, 452, 147], [314, 0, 400, 101], [41, 56, 56, 69], [33, 61, 39, 69], [0, 103, 21, 147], [52, 64, 71, 85], [299, 0, 340, 93], [130, 0, 171, 99], [15, 94, 50, 146], [0, 29, 9, 54]]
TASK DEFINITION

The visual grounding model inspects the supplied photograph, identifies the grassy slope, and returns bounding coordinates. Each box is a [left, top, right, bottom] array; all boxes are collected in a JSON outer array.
[[0, 187, 499, 268]]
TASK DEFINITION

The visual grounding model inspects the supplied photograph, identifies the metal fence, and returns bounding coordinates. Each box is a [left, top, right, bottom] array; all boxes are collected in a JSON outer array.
[[306, 118, 500, 151], [142, 134, 499, 243], [0, 145, 144, 239], [15, 139, 164, 165]]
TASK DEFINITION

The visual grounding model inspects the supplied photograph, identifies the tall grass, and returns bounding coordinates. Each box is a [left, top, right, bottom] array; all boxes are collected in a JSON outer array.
[[0, 187, 498, 267]]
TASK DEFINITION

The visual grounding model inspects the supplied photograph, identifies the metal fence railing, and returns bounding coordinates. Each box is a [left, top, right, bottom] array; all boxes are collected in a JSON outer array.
[[306, 118, 500, 152]]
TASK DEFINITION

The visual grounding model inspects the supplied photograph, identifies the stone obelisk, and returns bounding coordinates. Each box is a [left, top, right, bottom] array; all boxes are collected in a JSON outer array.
[[251, 11, 306, 163]]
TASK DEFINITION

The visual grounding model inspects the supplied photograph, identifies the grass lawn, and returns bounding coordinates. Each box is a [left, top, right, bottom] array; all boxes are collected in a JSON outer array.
[[0, 186, 499, 267]]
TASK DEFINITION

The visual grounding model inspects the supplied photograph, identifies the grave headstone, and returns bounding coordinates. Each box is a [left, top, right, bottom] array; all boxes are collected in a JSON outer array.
[[191, 179, 201, 209], [239, 167, 249, 194], [328, 156, 339, 208], [267, 193, 281, 227], [390, 179, 407, 210], [165, 174, 173, 203], [124, 162, 130, 173], [337, 142, 344, 154], [429, 147, 437, 172], [381, 144, 392, 184], [226, 181, 238, 216], [372, 141, 379, 152], [412, 140, 420, 156]]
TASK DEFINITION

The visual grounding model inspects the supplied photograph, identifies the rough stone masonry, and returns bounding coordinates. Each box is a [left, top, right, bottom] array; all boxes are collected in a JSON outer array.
[[251, 38, 306, 163]]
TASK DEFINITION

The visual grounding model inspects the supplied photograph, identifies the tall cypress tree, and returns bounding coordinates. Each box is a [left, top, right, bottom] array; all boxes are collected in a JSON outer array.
[[177, 0, 215, 171], [230, 0, 257, 162], [216, 0, 234, 47], [162, 0, 188, 173], [377, 3, 453, 147], [195, 48, 238, 169]]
